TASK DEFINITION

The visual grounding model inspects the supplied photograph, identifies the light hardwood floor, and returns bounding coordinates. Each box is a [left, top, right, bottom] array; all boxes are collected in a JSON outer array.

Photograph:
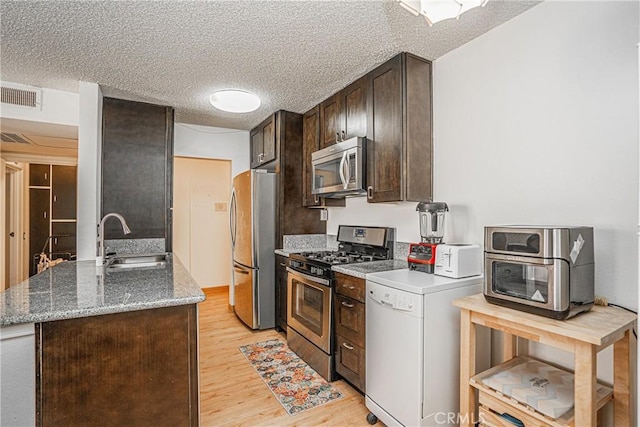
[[199, 287, 376, 426]]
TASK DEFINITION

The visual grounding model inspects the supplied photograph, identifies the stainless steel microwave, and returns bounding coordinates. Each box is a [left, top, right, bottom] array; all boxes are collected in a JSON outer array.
[[311, 137, 366, 198], [483, 225, 594, 319]]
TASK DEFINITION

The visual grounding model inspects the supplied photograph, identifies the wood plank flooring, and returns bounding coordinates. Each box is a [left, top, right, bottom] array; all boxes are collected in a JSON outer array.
[[199, 287, 376, 426]]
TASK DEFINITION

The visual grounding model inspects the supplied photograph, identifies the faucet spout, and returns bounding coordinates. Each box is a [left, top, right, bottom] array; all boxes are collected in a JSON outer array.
[[96, 213, 131, 266]]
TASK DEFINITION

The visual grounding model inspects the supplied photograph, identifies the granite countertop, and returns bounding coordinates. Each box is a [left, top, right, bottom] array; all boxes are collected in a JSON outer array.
[[332, 259, 409, 279], [0, 253, 205, 327]]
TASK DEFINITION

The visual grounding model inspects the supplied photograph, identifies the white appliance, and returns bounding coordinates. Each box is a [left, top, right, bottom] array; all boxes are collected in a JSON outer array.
[[365, 269, 488, 427], [434, 244, 482, 279]]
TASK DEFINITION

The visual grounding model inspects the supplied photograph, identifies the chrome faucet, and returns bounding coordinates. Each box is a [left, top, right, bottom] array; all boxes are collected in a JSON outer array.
[[96, 213, 131, 266]]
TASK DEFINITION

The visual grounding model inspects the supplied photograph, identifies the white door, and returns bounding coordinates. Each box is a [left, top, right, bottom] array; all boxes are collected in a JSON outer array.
[[173, 157, 232, 288]]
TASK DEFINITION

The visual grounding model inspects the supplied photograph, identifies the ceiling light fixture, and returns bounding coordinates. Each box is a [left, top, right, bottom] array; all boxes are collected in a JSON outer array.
[[209, 89, 261, 113], [398, 0, 488, 26]]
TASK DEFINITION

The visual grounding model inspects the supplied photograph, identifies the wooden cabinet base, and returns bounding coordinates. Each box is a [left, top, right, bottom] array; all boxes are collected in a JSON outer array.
[[36, 305, 199, 427]]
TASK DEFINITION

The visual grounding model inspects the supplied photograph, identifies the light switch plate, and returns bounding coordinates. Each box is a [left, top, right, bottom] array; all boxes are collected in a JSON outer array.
[[320, 209, 328, 221]]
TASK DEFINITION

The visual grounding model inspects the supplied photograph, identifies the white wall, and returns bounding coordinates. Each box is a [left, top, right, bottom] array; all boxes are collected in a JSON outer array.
[[330, 0, 639, 306], [328, 2, 638, 417], [174, 123, 250, 178], [76, 82, 102, 261], [0, 83, 79, 127]]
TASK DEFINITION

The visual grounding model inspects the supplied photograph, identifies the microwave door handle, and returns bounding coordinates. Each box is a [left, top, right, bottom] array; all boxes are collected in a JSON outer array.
[[339, 152, 347, 189], [344, 153, 351, 188]]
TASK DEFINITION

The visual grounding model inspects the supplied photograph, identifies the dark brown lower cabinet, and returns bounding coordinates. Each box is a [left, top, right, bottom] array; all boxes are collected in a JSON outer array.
[[36, 305, 199, 427], [29, 188, 50, 276], [334, 274, 366, 392], [275, 255, 288, 332]]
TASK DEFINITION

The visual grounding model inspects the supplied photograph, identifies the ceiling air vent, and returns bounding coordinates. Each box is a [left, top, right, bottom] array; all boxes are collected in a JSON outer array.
[[1, 84, 41, 109], [0, 132, 34, 144]]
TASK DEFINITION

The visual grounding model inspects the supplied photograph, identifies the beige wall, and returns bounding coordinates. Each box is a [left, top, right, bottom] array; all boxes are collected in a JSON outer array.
[[173, 157, 232, 288]]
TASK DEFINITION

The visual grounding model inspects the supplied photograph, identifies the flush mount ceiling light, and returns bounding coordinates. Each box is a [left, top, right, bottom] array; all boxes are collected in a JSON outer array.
[[209, 90, 261, 113], [398, 0, 488, 26]]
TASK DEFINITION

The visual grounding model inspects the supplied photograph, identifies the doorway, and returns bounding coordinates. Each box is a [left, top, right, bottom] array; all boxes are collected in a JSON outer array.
[[1, 161, 25, 289], [173, 157, 232, 288]]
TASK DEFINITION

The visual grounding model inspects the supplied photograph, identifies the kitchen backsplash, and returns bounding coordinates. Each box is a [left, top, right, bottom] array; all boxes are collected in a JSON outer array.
[[282, 234, 328, 251], [104, 238, 165, 255], [283, 234, 410, 261]]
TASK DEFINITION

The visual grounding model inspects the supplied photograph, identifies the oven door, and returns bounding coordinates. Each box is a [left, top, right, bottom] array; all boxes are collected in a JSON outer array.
[[485, 254, 569, 312], [286, 268, 332, 353]]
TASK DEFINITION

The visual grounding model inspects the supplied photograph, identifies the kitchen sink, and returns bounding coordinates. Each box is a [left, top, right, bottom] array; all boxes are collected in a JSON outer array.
[[106, 253, 168, 270]]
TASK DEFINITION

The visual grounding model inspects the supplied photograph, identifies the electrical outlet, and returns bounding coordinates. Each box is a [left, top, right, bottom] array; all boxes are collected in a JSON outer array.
[[320, 209, 328, 221]]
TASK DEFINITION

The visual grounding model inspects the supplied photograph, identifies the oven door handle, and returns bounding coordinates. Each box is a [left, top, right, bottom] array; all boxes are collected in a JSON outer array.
[[286, 267, 330, 287]]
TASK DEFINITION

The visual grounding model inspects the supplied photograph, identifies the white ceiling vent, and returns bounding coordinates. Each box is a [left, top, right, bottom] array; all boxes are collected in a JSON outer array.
[[0, 132, 35, 144], [0, 83, 42, 109]]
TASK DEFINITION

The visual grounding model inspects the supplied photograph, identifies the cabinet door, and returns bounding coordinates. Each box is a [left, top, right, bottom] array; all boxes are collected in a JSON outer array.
[[302, 107, 320, 207], [319, 93, 342, 149], [250, 115, 276, 168], [102, 97, 173, 243], [275, 255, 288, 331], [367, 54, 403, 203], [29, 164, 50, 187], [29, 188, 50, 276], [250, 127, 263, 168], [51, 165, 77, 220], [36, 305, 199, 426], [261, 118, 276, 165], [51, 222, 76, 257], [335, 294, 365, 348], [341, 76, 368, 140], [335, 334, 365, 392], [335, 272, 365, 302], [404, 54, 433, 202]]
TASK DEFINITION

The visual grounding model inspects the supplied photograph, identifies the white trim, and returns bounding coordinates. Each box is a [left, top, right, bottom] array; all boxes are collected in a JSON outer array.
[[1, 152, 77, 166]]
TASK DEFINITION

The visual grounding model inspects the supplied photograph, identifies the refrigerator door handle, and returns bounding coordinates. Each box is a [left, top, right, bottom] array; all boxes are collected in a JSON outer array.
[[229, 188, 237, 249], [233, 266, 250, 275], [234, 261, 258, 271]]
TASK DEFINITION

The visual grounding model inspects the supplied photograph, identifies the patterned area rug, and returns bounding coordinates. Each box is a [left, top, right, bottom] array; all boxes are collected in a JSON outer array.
[[239, 338, 343, 415]]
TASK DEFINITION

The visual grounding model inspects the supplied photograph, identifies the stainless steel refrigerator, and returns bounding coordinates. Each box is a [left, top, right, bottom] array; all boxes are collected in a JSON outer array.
[[229, 169, 276, 330]]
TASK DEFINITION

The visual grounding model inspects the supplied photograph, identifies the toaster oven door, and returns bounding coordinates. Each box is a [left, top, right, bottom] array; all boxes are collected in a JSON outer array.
[[485, 254, 570, 312]]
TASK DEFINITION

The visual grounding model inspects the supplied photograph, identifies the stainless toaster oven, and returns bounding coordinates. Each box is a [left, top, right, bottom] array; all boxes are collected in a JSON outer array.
[[483, 226, 594, 319]]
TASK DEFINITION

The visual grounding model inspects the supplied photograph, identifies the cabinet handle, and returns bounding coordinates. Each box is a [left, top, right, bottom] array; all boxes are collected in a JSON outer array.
[[53, 195, 57, 203], [44, 172, 48, 181], [279, 263, 287, 267], [342, 342, 354, 350], [54, 237, 58, 245], [341, 130, 346, 141], [341, 301, 354, 308], [43, 211, 47, 219], [367, 186, 373, 199], [336, 132, 340, 142], [343, 284, 356, 290]]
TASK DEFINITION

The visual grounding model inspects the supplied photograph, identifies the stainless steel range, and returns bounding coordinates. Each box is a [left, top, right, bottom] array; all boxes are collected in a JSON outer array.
[[286, 225, 394, 381]]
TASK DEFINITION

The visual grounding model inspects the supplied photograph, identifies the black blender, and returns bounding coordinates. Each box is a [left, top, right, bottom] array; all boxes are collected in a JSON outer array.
[[407, 202, 449, 273]]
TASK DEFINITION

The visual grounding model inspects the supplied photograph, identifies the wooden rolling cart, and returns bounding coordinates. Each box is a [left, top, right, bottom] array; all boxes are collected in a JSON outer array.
[[453, 294, 636, 427]]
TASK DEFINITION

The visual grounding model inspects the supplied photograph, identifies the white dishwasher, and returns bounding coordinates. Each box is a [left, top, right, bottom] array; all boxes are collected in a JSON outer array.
[[365, 269, 486, 427]]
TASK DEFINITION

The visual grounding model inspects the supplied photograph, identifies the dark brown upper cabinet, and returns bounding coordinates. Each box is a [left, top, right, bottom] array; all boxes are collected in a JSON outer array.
[[367, 53, 432, 203], [319, 76, 368, 149], [51, 165, 77, 220], [101, 97, 174, 249], [29, 164, 50, 187], [301, 107, 345, 208], [250, 115, 276, 169], [273, 110, 326, 247]]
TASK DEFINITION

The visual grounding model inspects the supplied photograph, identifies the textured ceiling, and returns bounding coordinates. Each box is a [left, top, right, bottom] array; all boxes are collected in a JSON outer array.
[[0, 0, 540, 131]]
